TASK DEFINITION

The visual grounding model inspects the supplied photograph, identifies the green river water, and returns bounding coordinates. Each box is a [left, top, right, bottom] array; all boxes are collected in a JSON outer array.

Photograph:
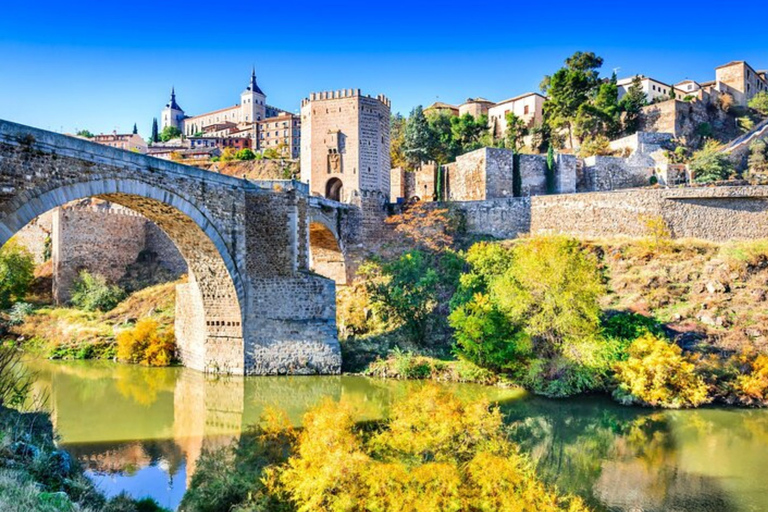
[[22, 357, 768, 511]]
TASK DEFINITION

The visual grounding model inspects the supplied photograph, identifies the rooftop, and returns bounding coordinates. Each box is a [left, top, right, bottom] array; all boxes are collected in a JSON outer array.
[[492, 92, 546, 106]]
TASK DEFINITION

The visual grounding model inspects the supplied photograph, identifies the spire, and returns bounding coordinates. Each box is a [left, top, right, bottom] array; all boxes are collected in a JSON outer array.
[[166, 86, 182, 112], [246, 67, 264, 96]]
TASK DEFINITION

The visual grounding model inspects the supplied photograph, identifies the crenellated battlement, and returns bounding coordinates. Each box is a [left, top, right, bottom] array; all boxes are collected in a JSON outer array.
[[301, 89, 391, 108]]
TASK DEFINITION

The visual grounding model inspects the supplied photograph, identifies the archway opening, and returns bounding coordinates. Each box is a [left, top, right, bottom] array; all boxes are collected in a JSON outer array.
[[309, 221, 347, 285], [0, 180, 245, 374], [325, 178, 343, 202]]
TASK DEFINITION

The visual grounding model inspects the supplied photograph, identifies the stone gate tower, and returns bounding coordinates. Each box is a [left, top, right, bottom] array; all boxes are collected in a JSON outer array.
[[300, 89, 391, 218]]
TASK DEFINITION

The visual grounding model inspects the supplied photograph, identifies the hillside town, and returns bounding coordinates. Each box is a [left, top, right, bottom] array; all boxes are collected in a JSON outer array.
[[75, 55, 768, 211]]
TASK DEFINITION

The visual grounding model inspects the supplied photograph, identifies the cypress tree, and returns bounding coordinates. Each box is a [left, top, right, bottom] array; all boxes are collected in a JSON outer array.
[[132, 123, 138, 135], [151, 118, 159, 143], [546, 145, 557, 194]]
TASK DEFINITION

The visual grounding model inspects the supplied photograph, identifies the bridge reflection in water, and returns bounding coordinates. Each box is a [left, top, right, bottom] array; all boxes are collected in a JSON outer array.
[[24, 358, 516, 509]]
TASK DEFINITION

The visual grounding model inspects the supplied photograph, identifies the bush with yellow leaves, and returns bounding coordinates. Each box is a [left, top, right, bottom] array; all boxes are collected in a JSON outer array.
[[613, 333, 709, 408], [116, 318, 175, 366]]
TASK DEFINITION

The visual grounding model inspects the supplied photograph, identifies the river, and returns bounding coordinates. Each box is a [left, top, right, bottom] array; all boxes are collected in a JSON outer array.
[[23, 357, 768, 511]]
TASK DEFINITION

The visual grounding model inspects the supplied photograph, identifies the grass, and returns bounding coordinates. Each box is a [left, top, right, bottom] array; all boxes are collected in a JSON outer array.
[[8, 280, 181, 361]]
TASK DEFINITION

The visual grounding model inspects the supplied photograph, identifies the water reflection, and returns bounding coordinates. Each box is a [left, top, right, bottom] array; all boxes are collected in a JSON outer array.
[[24, 358, 520, 509], [24, 358, 768, 512], [502, 397, 768, 512]]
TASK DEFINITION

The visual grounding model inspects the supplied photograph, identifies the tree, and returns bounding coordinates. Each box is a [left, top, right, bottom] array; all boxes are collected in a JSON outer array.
[[220, 147, 237, 162], [541, 51, 605, 149], [159, 126, 182, 142], [749, 91, 768, 117], [689, 140, 733, 183], [402, 106, 435, 169], [236, 148, 256, 161], [490, 236, 604, 354], [619, 75, 647, 135], [132, 123, 138, 135], [390, 113, 408, 169], [384, 202, 456, 252], [151, 118, 159, 143], [427, 111, 458, 164], [0, 240, 34, 309], [76, 129, 94, 138], [668, 86, 677, 101], [504, 113, 527, 152], [362, 250, 441, 343], [450, 113, 488, 154]]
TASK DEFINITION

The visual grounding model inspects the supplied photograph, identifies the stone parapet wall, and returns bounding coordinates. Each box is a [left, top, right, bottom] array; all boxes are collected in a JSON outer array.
[[454, 186, 768, 242]]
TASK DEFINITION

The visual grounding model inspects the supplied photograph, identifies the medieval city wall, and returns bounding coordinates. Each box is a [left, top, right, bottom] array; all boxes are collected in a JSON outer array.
[[455, 186, 768, 242]]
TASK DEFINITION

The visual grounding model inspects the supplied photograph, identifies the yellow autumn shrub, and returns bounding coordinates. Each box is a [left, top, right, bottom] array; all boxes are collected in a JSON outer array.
[[735, 353, 768, 404], [274, 385, 590, 512], [116, 318, 175, 366], [613, 333, 709, 408]]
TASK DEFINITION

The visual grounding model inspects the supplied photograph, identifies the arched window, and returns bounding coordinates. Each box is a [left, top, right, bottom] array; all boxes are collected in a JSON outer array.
[[325, 178, 343, 202]]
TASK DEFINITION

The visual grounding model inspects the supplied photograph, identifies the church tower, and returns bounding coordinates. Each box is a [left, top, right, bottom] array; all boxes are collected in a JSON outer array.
[[240, 68, 267, 123], [161, 87, 185, 132]]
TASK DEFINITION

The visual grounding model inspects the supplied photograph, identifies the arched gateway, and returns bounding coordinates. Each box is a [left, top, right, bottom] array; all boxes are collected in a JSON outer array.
[[0, 119, 340, 375]]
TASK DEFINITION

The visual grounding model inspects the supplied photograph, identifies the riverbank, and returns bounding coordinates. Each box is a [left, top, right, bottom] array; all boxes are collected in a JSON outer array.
[[0, 399, 169, 511], [6, 280, 178, 362], [339, 233, 768, 408]]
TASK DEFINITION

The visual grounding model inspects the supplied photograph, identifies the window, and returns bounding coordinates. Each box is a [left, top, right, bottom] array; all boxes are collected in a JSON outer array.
[[524, 105, 529, 115]]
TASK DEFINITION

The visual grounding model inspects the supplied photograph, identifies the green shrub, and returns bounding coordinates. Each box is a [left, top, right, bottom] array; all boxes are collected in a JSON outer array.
[[7, 302, 34, 326], [524, 356, 603, 398], [0, 240, 35, 309], [449, 293, 530, 373], [70, 271, 125, 312], [613, 333, 709, 408], [690, 140, 733, 183], [235, 148, 256, 161], [602, 312, 663, 342]]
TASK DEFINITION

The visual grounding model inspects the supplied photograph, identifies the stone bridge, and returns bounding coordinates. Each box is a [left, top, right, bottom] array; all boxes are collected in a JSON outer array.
[[0, 119, 349, 375]]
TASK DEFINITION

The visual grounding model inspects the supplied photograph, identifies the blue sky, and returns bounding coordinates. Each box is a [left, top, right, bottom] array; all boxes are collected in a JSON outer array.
[[2, 0, 767, 136]]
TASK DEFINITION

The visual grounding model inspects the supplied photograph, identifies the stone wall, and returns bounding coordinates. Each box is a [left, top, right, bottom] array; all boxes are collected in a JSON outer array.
[[52, 203, 148, 302], [449, 152, 486, 201], [14, 210, 52, 263], [641, 98, 737, 146], [581, 156, 652, 192], [245, 274, 340, 375], [454, 186, 768, 242]]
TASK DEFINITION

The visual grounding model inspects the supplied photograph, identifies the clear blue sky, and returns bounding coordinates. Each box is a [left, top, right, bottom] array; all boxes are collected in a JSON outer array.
[[2, 0, 767, 137]]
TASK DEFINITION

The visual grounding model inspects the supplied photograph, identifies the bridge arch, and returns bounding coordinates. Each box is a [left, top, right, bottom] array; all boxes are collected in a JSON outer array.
[[0, 178, 245, 373], [309, 220, 347, 285]]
